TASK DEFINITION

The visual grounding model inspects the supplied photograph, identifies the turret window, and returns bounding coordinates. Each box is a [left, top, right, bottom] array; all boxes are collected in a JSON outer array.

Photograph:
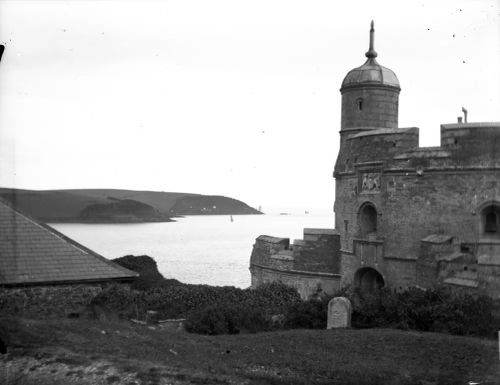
[[357, 98, 364, 111], [359, 202, 377, 237], [481, 204, 500, 237], [485, 211, 498, 233]]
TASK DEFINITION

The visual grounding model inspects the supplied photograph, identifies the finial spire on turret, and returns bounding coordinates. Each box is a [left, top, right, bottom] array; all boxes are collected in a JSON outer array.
[[365, 20, 378, 59]]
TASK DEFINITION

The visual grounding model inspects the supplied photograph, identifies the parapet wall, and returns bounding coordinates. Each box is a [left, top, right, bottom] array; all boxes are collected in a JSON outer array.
[[250, 265, 341, 300], [440, 122, 500, 169], [335, 127, 419, 175], [250, 229, 342, 299]]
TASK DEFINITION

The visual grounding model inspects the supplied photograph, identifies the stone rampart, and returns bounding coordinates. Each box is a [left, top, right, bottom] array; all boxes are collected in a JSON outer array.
[[250, 229, 342, 299]]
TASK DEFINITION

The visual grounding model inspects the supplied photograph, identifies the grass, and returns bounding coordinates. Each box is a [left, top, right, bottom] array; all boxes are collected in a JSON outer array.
[[1, 316, 499, 384]]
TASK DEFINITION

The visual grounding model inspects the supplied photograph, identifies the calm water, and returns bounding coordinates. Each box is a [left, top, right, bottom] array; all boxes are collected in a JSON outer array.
[[51, 213, 333, 288]]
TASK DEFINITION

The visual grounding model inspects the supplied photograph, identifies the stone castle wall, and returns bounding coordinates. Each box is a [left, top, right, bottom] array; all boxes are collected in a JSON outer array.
[[250, 229, 342, 299], [333, 121, 500, 295], [250, 26, 500, 298], [251, 121, 500, 297]]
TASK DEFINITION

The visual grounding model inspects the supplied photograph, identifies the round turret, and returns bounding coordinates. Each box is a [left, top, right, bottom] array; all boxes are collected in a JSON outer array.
[[340, 21, 400, 131]]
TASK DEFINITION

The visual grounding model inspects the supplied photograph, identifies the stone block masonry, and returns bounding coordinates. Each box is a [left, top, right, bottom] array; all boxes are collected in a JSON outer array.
[[249, 23, 500, 298], [250, 229, 342, 299]]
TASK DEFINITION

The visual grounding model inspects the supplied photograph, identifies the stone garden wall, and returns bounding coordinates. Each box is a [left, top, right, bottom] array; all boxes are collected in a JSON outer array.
[[0, 284, 107, 318]]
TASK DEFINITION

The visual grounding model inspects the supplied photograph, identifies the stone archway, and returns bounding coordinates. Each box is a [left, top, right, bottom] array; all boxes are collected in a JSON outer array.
[[354, 267, 384, 291]]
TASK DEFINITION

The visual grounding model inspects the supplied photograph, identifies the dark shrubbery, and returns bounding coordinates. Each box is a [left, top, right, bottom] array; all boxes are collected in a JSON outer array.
[[184, 283, 301, 334], [284, 299, 328, 329], [90, 281, 301, 332], [340, 286, 500, 337], [185, 304, 270, 335], [280, 285, 500, 337], [91, 254, 500, 336], [89, 284, 141, 319], [90, 282, 500, 337]]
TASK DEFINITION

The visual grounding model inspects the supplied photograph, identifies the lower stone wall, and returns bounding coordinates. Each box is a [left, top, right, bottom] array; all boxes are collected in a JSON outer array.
[[250, 264, 341, 300], [0, 284, 110, 318], [382, 258, 418, 290]]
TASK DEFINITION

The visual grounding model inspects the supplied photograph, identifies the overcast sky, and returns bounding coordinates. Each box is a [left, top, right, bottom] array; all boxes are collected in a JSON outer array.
[[0, 0, 498, 211]]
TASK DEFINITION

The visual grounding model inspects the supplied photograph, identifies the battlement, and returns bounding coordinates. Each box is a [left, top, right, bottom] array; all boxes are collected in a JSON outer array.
[[249, 228, 342, 299]]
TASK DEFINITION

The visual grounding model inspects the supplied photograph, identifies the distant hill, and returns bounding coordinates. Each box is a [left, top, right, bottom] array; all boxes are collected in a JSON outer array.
[[79, 199, 171, 223], [0, 188, 262, 223], [170, 195, 261, 215]]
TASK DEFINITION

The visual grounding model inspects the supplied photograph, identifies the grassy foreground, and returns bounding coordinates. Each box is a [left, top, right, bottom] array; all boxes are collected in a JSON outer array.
[[1, 317, 499, 385]]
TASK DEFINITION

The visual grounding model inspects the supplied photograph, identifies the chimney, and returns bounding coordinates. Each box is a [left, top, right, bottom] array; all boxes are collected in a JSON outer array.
[[457, 117, 463, 124], [462, 107, 468, 123]]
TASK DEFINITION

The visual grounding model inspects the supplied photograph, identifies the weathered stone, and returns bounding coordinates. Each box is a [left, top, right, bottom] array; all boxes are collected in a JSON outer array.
[[249, 22, 500, 300], [327, 297, 352, 329]]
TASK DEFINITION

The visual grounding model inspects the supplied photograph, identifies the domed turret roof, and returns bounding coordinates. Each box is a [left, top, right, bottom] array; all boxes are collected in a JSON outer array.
[[341, 21, 400, 90], [342, 59, 400, 89]]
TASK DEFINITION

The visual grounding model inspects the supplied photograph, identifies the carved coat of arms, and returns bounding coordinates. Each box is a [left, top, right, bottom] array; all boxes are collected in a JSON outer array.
[[361, 173, 380, 193]]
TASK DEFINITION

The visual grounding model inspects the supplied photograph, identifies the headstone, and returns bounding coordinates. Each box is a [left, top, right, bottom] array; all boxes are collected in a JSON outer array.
[[327, 297, 352, 329], [145, 310, 159, 325]]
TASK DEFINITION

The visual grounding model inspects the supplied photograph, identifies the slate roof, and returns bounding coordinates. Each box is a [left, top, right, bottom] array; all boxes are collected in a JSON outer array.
[[0, 199, 138, 285]]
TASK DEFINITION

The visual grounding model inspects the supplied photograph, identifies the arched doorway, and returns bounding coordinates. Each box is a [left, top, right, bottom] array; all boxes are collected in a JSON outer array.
[[358, 202, 377, 237], [354, 267, 384, 291]]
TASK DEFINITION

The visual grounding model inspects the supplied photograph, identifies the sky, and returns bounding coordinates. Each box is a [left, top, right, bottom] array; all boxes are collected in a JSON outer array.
[[0, 0, 499, 212]]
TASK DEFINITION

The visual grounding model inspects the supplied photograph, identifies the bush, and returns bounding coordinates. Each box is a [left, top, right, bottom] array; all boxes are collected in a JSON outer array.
[[185, 304, 270, 335], [185, 305, 241, 335], [184, 283, 300, 334], [90, 275, 500, 338], [89, 281, 300, 329], [338, 285, 500, 337], [284, 299, 328, 329], [90, 284, 142, 319]]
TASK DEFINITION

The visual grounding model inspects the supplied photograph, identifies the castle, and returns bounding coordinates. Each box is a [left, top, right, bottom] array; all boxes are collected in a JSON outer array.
[[250, 22, 500, 299]]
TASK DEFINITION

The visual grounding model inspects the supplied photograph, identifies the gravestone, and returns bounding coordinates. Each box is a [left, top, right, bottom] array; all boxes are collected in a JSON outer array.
[[145, 310, 159, 325], [327, 297, 352, 329]]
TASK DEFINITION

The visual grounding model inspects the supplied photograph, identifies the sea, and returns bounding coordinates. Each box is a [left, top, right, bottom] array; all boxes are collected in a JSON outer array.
[[50, 212, 333, 288]]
